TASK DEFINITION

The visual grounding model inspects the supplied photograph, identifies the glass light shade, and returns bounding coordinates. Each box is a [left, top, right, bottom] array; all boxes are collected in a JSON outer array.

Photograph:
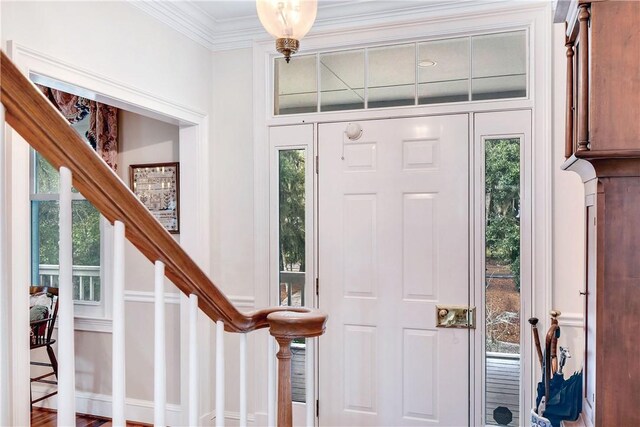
[[256, 0, 318, 40]]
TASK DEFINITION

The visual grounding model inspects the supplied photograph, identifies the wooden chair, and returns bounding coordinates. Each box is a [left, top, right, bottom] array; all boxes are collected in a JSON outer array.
[[29, 286, 59, 408]]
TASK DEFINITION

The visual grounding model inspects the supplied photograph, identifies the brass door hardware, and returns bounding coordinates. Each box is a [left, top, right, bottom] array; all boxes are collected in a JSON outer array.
[[436, 305, 476, 329]]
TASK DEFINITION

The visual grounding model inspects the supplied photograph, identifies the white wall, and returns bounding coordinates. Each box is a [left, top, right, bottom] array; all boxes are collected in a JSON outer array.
[[551, 23, 586, 375], [2, 1, 213, 423], [210, 48, 255, 298], [119, 110, 182, 404], [210, 47, 257, 421], [1, 1, 212, 114]]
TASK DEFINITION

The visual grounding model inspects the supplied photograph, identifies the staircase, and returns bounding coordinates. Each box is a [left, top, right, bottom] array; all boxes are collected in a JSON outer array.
[[0, 50, 327, 427]]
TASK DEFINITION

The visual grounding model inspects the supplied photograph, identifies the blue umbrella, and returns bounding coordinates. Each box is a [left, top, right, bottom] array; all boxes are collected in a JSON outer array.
[[534, 325, 583, 427]]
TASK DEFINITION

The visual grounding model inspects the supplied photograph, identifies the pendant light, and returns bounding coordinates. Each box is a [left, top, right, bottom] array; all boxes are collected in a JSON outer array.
[[256, 0, 318, 63]]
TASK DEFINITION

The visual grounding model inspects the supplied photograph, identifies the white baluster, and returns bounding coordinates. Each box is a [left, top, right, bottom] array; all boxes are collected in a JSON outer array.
[[112, 221, 126, 426], [267, 336, 276, 427], [0, 102, 10, 425], [188, 294, 199, 426], [305, 337, 314, 426], [239, 333, 247, 427], [215, 321, 225, 427], [79, 275, 84, 301], [89, 276, 94, 301], [58, 166, 76, 426], [154, 261, 167, 426]]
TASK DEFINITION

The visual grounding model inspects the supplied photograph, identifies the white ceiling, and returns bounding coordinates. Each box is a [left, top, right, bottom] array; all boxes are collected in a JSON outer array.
[[192, 0, 258, 22], [130, 0, 521, 51]]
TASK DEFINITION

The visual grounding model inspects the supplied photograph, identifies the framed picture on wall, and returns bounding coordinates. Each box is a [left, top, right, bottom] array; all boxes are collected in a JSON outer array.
[[129, 162, 180, 234]]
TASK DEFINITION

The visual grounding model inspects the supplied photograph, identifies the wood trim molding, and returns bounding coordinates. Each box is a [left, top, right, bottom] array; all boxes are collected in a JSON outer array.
[[68, 318, 112, 334], [561, 155, 596, 183], [9, 43, 206, 125], [123, 291, 181, 305], [205, 410, 257, 425], [575, 148, 640, 160], [227, 295, 256, 309], [557, 312, 585, 328]]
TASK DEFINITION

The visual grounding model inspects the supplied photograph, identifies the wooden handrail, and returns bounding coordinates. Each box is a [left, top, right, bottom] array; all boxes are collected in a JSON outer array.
[[1, 50, 328, 426], [0, 50, 326, 337]]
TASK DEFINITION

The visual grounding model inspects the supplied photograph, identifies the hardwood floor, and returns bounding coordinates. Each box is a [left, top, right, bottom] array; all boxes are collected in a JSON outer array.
[[31, 407, 151, 427]]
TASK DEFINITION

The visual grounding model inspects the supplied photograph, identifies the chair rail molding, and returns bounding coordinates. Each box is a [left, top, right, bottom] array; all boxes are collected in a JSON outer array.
[[4, 41, 212, 424], [557, 312, 585, 328]]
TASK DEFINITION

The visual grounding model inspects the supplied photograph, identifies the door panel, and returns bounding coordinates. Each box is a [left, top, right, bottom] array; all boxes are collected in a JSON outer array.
[[318, 115, 470, 426]]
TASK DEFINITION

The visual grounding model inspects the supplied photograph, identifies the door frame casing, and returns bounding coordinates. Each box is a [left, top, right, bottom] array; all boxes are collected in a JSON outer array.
[[473, 110, 534, 425], [253, 3, 553, 424]]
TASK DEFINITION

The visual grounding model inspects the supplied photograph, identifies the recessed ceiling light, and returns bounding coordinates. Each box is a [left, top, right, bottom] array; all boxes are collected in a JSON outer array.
[[418, 59, 437, 68]]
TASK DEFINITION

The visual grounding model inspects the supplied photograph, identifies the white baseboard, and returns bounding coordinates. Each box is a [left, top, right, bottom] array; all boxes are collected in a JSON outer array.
[[202, 410, 256, 426], [32, 385, 256, 427], [31, 384, 182, 425]]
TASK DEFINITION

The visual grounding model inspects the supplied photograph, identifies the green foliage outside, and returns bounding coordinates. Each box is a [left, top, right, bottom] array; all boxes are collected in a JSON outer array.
[[485, 138, 521, 291], [278, 150, 306, 272], [34, 153, 100, 267]]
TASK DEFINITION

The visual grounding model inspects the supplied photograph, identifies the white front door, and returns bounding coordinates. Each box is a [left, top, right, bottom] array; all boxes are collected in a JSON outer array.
[[318, 115, 471, 426]]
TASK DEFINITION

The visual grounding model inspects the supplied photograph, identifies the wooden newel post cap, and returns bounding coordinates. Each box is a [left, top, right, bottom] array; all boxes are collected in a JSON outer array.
[[267, 308, 328, 340]]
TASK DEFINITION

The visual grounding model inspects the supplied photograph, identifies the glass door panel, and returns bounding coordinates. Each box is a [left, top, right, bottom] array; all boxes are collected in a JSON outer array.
[[484, 137, 521, 426], [277, 148, 307, 403]]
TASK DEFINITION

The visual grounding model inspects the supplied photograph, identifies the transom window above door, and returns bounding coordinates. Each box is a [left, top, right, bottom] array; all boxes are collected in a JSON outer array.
[[274, 30, 527, 115]]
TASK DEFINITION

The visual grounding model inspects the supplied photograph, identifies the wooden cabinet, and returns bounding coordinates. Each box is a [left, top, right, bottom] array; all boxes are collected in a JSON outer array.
[[563, 0, 640, 158], [559, 1, 640, 426]]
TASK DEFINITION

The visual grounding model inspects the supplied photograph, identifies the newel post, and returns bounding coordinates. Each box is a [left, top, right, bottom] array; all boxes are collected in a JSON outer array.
[[267, 309, 327, 427]]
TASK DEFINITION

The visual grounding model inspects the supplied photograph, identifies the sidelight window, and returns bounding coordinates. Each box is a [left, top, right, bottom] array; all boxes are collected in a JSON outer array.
[[484, 137, 522, 426], [275, 147, 311, 405]]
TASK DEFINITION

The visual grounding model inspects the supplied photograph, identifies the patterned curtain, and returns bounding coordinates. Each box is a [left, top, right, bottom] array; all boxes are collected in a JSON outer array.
[[37, 85, 119, 171]]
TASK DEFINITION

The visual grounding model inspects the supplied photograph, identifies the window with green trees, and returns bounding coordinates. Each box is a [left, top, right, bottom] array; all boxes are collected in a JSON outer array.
[[484, 136, 521, 427], [277, 148, 308, 404], [31, 148, 102, 302], [485, 137, 521, 354], [278, 149, 306, 308]]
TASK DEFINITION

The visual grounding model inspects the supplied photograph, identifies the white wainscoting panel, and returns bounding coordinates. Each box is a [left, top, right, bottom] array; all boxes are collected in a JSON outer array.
[[343, 195, 377, 298], [403, 193, 437, 300], [343, 325, 377, 413]]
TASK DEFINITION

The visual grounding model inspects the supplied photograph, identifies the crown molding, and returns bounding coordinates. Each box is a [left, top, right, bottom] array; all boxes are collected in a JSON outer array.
[[129, 1, 219, 50], [130, 0, 535, 52]]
